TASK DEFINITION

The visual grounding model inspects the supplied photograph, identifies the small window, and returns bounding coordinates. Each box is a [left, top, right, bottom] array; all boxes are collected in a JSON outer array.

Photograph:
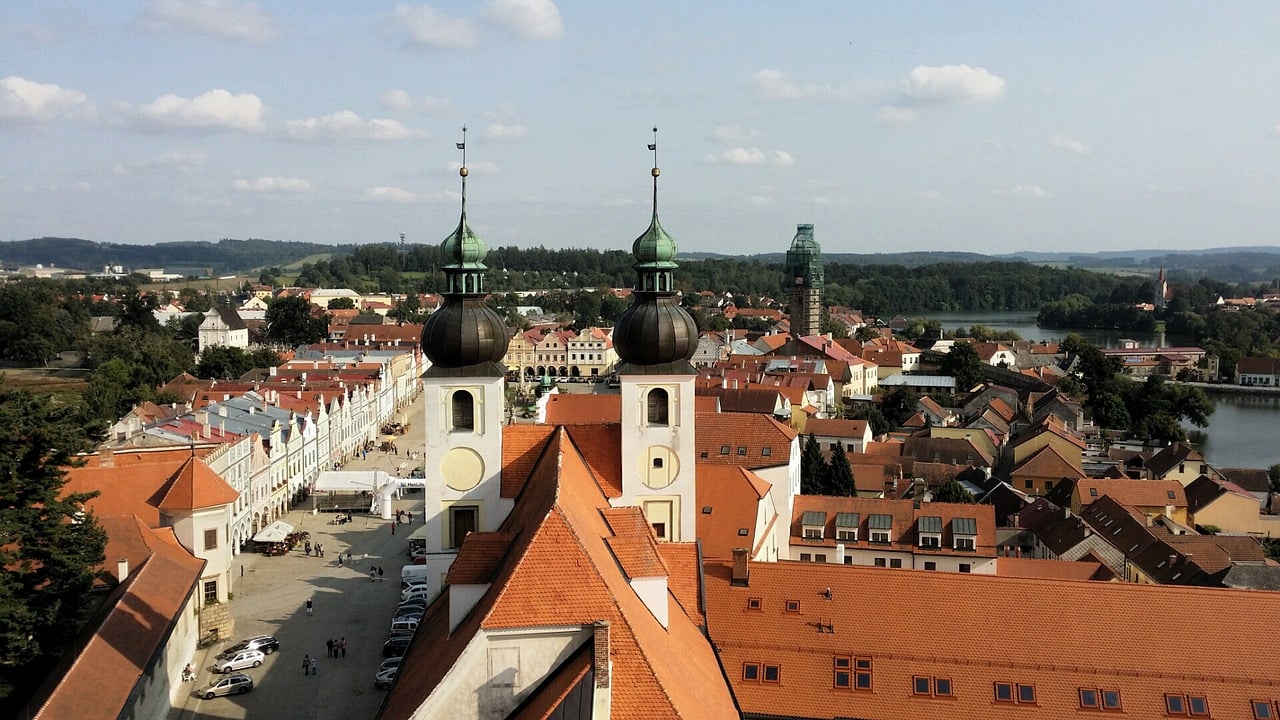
[[955, 537, 975, 551], [1089, 487, 1099, 497], [203, 580, 217, 604], [1167, 695, 1186, 714], [1080, 689, 1099, 708], [854, 657, 872, 690], [874, 558, 886, 567], [959, 563, 971, 573], [834, 669, 851, 688], [785, 600, 800, 612], [995, 682, 1014, 703], [647, 388, 669, 426], [935, 678, 952, 697], [701, 506, 712, 514], [737, 446, 747, 456], [747, 597, 761, 610], [762, 665, 780, 683], [1102, 690, 1122, 709], [1018, 684, 1036, 704], [843, 556, 853, 565], [720, 445, 730, 455], [737, 527, 749, 536], [1253, 701, 1274, 719], [1025, 479, 1033, 489], [652, 457, 664, 469], [913, 676, 931, 695], [1188, 696, 1208, 716], [889, 558, 903, 568], [451, 390, 475, 431], [799, 553, 811, 562], [924, 561, 937, 571], [1167, 490, 1177, 500], [833, 656, 851, 670], [203, 528, 218, 551], [743, 663, 759, 681], [762, 446, 772, 456]]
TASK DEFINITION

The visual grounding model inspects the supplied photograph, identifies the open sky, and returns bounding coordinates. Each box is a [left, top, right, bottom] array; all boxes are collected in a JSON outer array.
[[4, 2, 1280, 257]]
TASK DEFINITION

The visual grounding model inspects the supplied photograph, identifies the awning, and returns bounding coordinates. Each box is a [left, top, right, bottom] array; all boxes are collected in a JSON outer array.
[[253, 519, 295, 543]]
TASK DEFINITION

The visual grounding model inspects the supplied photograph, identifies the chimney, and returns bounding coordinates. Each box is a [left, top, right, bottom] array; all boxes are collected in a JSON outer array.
[[1169, 553, 1177, 567], [593, 621, 611, 689], [269, 365, 277, 377], [913, 478, 926, 509], [731, 547, 750, 587], [1063, 506, 1071, 520], [117, 558, 129, 583]]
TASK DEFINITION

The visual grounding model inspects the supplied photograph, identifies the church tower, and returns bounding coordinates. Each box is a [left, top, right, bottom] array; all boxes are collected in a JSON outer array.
[[1155, 267, 1169, 310], [612, 129, 700, 543], [418, 128, 511, 597], [785, 223, 824, 338]]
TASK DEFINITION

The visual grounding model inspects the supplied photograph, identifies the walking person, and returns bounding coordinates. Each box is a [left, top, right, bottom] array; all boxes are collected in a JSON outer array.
[[303, 654, 311, 675], [306, 598, 313, 616], [370, 568, 377, 582], [326, 639, 334, 658], [377, 566, 384, 582], [310, 656, 318, 676], [340, 637, 347, 658]]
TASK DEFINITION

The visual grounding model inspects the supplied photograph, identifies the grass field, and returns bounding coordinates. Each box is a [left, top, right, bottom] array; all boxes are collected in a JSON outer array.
[[1, 367, 91, 396]]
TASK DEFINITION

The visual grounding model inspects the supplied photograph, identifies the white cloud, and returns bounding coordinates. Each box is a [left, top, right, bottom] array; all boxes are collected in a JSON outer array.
[[902, 64, 1005, 104], [134, 89, 265, 132], [999, 184, 1049, 199], [484, 0, 563, 40], [285, 110, 423, 141], [1051, 133, 1088, 154], [712, 124, 760, 143], [483, 122, 527, 141], [364, 185, 459, 203], [750, 69, 840, 101], [381, 89, 413, 110], [114, 150, 208, 175], [139, 0, 276, 44], [233, 176, 311, 193], [705, 147, 794, 166], [392, 3, 478, 49], [876, 105, 917, 125], [0, 76, 88, 124]]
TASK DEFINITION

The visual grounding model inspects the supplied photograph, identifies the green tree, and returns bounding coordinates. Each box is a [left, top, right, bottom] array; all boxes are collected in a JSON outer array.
[[195, 346, 253, 380], [826, 441, 854, 497], [117, 292, 161, 334], [1268, 463, 1280, 493], [940, 341, 985, 391], [933, 478, 974, 503], [801, 434, 826, 495], [572, 291, 603, 328], [265, 296, 327, 346], [0, 384, 107, 707], [84, 359, 136, 422], [880, 388, 917, 428], [327, 296, 356, 310]]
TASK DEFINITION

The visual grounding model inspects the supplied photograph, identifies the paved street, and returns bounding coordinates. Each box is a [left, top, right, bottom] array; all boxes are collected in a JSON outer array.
[[170, 394, 426, 720]]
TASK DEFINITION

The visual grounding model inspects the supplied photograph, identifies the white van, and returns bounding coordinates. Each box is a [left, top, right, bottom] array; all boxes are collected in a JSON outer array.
[[401, 565, 430, 584], [389, 618, 418, 635]]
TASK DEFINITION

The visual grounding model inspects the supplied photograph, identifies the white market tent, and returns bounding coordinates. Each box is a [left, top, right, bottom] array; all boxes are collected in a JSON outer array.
[[252, 519, 295, 543], [314, 470, 391, 493]]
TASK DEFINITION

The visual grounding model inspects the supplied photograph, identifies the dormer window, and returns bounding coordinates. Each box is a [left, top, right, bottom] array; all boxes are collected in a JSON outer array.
[[802, 511, 826, 540], [646, 388, 669, 426], [834, 512, 859, 541], [952, 517, 977, 551], [869, 514, 892, 543], [917, 516, 942, 549]]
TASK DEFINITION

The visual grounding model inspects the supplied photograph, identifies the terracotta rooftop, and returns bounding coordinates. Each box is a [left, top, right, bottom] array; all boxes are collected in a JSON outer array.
[[543, 393, 622, 424], [1076, 478, 1186, 508], [695, 411, 796, 469], [696, 464, 774, 560]]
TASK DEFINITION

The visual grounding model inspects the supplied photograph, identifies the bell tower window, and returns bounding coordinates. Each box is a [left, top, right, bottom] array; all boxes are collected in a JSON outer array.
[[646, 388, 669, 426], [451, 390, 475, 431]]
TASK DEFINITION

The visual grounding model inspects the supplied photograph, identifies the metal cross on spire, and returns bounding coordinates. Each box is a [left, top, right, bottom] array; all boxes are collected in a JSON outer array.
[[457, 125, 468, 212]]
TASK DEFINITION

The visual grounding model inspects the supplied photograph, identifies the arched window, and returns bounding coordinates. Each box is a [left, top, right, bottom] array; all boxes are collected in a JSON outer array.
[[451, 390, 474, 431], [647, 388, 669, 426]]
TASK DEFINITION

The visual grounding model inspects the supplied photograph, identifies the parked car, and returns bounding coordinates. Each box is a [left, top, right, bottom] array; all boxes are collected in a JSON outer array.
[[401, 585, 431, 603], [392, 611, 423, 625], [199, 673, 254, 699], [382, 635, 412, 657], [374, 666, 399, 689], [218, 635, 279, 658], [212, 649, 265, 674], [395, 602, 426, 616], [379, 656, 404, 673]]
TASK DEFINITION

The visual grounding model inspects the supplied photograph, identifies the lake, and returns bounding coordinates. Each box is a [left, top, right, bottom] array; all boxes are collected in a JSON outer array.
[[922, 310, 1275, 471]]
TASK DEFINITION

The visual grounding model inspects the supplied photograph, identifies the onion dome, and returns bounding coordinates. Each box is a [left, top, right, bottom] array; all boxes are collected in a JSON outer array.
[[421, 128, 509, 375], [613, 128, 698, 373]]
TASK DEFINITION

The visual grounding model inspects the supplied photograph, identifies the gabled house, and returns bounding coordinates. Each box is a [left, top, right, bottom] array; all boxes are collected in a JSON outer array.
[[197, 306, 249, 353], [1146, 441, 1212, 485], [804, 418, 873, 454]]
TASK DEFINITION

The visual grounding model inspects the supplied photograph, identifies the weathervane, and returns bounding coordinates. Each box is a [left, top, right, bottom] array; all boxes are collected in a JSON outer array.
[[648, 126, 659, 213]]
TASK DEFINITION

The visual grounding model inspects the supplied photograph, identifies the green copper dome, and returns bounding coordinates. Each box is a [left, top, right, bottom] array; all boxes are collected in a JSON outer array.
[[631, 212, 679, 270], [441, 212, 488, 270]]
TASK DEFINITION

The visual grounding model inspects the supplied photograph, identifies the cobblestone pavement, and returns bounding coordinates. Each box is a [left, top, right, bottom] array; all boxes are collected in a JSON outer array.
[[170, 395, 426, 720]]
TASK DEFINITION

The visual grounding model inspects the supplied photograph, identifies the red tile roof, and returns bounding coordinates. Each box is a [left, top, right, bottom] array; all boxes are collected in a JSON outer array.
[[1077, 478, 1186, 509], [543, 393, 622, 424], [697, 465, 773, 560], [696, 412, 796, 469]]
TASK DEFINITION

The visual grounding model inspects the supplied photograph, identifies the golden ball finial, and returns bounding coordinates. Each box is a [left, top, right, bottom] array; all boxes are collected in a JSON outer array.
[[652, 167, 661, 177], [460, 166, 469, 177]]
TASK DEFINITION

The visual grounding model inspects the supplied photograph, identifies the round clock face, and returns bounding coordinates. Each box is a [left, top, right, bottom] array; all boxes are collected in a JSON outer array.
[[441, 447, 484, 491], [638, 445, 679, 489]]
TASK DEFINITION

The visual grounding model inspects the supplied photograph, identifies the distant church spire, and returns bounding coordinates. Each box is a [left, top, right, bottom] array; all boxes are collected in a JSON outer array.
[[786, 224, 824, 338]]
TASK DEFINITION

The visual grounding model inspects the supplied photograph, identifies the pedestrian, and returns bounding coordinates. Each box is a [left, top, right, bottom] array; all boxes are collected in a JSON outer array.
[[391, 521, 396, 535], [303, 654, 310, 675], [370, 568, 377, 582], [378, 566, 384, 581], [326, 639, 334, 658], [310, 656, 317, 675], [306, 598, 313, 616], [182, 663, 194, 682], [337, 553, 344, 567], [340, 637, 347, 658], [408, 510, 413, 524]]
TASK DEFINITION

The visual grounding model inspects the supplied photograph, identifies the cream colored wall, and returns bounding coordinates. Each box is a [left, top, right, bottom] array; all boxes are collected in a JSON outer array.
[[410, 626, 589, 720], [1191, 491, 1264, 535], [618, 374, 697, 542]]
